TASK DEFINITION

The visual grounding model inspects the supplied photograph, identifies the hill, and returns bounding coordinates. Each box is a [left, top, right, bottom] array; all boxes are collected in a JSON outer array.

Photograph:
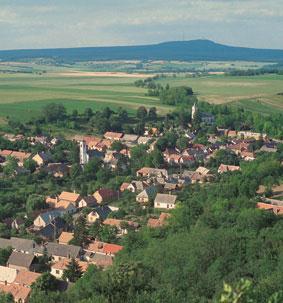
[[0, 40, 283, 62]]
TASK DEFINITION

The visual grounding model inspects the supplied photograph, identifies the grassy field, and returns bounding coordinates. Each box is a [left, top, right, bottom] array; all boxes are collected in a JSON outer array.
[[158, 74, 283, 113], [0, 68, 282, 123]]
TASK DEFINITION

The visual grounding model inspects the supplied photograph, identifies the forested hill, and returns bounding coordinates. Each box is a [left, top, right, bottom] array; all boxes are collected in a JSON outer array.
[[0, 40, 283, 62]]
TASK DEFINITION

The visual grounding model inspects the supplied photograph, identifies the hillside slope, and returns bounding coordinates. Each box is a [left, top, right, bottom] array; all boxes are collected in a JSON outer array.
[[0, 40, 283, 62]]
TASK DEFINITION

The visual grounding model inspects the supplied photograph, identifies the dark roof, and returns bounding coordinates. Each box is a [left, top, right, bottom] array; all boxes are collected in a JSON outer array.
[[45, 242, 81, 258], [37, 217, 66, 240], [38, 210, 62, 225], [7, 251, 35, 268], [95, 206, 112, 221], [10, 237, 42, 254]]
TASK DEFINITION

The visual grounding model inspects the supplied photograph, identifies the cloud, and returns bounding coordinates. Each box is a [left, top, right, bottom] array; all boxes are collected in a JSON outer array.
[[0, 0, 282, 49]]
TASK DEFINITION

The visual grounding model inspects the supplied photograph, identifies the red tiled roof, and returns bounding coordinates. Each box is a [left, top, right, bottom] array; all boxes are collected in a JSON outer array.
[[104, 132, 123, 140], [103, 243, 123, 255]]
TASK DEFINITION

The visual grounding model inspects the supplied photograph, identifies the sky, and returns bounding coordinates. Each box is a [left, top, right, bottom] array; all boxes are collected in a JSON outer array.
[[0, 0, 283, 50]]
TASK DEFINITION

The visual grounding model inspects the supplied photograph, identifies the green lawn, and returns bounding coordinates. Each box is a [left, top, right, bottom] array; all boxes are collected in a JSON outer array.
[[0, 69, 282, 122]]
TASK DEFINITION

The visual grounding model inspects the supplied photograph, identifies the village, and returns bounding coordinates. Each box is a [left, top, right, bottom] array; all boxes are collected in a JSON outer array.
[[0, 104, 282, 303]]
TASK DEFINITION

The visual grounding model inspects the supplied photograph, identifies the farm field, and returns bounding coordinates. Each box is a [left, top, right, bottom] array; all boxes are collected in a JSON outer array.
[[0, 68, 282, 123], [157, 74, 283, 114]]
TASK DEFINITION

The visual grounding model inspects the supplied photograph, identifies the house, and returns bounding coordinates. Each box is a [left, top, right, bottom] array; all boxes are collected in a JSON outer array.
[[121, 134, 139, 146], [93, 189, 119, 204], [95, 139, 112, 152], [58, 232, 74, 245], [85, 241, 123, 257], [137, 136, 151, 145], [14, 270, 41, 287], [136, 186, 157, 204], [238, 131, 266, 140], [10, 151, 32, 166], [128, 181, 149, 193], [32, 152, 50, 166], [0, 237, 41, 255], [120, 182, 130, 192], [78, 196, 98, 208], [45, 242, 81, 262], [260, 143, 278, 153], [154, 193, 177, 209], [256, 202, 283, 215], [54, 200, 77, 215], [44, 163, 70, 178], [84, 252, 113, 268], [0, 283, 31, 303], [195, 166, 210, 176], [241, 151, 256, 161], [58, 191, 82, 207], [11, 218, 25, 230], [225, 130, 238, 138], [104, 131, 123, 141], [51, 259, 89, 279], [33, 210, 62, 229], [0, 149, 13, 158], [81, 136, 101, 150], [36, 217, 66, 241], [218, 164, 241, 174], [103, 218, 139, 235], [163, 182, 178, 193], [0, 265, 18, 284], [87, 206, 112, 224], [147, 213, 171, 228], [136, 167, 168, 179], [7, 251, 35, 271]]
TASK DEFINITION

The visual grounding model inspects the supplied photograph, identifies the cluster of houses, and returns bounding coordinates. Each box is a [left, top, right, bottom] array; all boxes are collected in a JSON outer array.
[[0, 103, 281, 301], [256, 184, 283, 215], [0, 234, 123, 302], [78, 131, 157, 166]]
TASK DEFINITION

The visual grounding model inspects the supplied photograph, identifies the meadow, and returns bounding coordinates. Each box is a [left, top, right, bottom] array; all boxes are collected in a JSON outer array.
[[0, 66, 282, 123]]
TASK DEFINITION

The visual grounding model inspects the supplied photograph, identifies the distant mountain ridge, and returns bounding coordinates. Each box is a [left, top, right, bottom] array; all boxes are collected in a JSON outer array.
[[0, 39, 283, 62]]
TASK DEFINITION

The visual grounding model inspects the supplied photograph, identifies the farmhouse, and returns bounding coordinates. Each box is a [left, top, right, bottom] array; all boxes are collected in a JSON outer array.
[[154, 193, 177, 209], [218, 164, 241, 174], [7, 251, 35, 272]]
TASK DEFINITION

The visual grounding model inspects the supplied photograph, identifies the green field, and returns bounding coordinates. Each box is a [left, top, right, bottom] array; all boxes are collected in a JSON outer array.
[[0, 68, 282, 123]]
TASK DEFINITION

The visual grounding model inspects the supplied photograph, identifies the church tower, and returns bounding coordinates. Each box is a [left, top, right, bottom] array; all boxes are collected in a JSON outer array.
[[79, 141, 89, 165], [191, 103, 197, 121]]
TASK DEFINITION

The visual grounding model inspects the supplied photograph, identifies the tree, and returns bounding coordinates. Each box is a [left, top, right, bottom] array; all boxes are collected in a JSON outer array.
[[111, 141, 124, 152], [42, 103, 67, 123], [0, 292, 13, 303], [3, 156, 18, 176], [0, 223, 10, 238], [83, 158, 102, 180], [98, 225, 117, 243], [84, 107, 93, 120], [23, 159, 37, 173], [26, 194, 47, 214], [148, 107, 157, 120], [0, 247, 12, 265], [62, 258, 83, 282], [159, 86, 195, 105], [136, 106, 147, 120], [37, 247, 50, 272], [31, 272, 58, 293], [176, 136, 189, 151], [88, 221, 101, 239], [72, 215, 89, 247]]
